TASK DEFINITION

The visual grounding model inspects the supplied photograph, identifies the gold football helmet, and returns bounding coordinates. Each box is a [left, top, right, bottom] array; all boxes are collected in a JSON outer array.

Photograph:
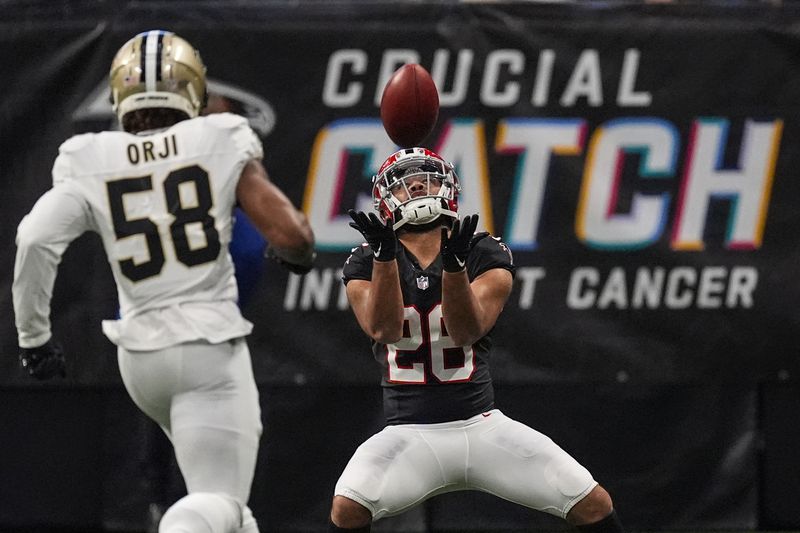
[[109, 30, 207, 122]]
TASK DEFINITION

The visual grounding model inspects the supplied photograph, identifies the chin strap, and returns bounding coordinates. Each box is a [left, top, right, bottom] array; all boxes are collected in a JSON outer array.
[[393, 198, 457, 231]]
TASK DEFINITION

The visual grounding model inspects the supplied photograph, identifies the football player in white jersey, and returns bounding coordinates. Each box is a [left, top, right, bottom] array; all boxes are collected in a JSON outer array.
[[12, 30, 315, 533], [329, 148, 624, 533]]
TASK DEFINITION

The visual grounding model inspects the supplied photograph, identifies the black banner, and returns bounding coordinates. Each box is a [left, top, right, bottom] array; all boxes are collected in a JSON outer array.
[[3, 4, 800, 386], [4, 3, 799, 529]]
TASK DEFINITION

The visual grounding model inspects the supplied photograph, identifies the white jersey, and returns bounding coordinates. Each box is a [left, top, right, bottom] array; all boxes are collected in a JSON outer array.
[[14, 113, 262, 350]]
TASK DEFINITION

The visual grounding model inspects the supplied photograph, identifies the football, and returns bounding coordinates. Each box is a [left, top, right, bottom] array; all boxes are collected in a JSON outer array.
[[380, 64, 439, 148]]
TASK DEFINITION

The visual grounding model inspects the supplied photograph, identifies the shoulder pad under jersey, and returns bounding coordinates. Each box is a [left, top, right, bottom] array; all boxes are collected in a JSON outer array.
[[58, 132, 96, 154], [202, 112, 250, 130]]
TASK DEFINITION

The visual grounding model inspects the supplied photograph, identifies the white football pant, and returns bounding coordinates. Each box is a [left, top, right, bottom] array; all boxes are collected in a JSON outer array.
[[335, 410, 597, 521], [118, 338, 262, 533]]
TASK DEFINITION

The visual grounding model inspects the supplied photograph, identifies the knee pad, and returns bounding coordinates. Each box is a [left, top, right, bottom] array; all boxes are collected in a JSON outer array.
[[159, 492, 241, 533]]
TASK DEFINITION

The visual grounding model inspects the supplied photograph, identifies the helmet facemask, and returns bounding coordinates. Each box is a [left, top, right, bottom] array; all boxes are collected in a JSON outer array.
[[373, 148, 460, 231]]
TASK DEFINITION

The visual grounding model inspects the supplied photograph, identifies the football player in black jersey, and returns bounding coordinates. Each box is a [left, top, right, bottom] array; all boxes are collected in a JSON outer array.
[[328, 148, 624, 533]]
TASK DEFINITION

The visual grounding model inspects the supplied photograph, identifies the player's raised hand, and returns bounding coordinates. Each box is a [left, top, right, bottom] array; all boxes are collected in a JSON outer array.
[[441, 214, 486, 272], [19, 338, 66, 380], [348, 209, 397, 262]]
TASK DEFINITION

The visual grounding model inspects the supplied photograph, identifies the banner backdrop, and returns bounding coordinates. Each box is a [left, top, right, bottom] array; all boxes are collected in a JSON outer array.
[[3, 2, 797, 529], [3, 3, 797, 385]]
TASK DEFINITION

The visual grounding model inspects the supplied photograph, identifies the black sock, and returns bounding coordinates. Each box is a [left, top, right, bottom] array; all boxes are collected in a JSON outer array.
[[328, 520, 371, 532], [576, 509, 624, 533]]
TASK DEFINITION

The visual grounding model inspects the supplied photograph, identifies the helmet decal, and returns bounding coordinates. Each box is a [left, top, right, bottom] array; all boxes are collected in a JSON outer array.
[[141, 30, 165, 92]]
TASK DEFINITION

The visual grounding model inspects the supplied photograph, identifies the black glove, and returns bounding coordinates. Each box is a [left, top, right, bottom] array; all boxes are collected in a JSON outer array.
[[348, 209, 397, 262], [19, 338, 66, 380], [441, 214, 486, 272], [266, 244, 316, 275]]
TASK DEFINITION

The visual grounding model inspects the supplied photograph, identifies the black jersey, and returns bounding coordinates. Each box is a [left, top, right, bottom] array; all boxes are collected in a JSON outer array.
[[342, 233, 515, 425]]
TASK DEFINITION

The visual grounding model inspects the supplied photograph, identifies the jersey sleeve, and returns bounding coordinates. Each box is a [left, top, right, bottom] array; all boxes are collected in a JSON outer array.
[[13, 182, 92, 347], [207, 112, 264, 160], [467, 234, 515, 281], [342, 244, 375, 284], [52, 133, 94, 186]]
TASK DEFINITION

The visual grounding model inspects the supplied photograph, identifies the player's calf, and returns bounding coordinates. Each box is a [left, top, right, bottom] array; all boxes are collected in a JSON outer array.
[[328, 523, 370, 533], [567, 485, 624, 532], [329, 495, 371, 531], [575, 509, 624, 533]]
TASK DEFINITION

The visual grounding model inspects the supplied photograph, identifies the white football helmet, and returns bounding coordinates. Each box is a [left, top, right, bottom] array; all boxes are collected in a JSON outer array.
[[372, 147, 461, 231], [109, 30, 207, 122]]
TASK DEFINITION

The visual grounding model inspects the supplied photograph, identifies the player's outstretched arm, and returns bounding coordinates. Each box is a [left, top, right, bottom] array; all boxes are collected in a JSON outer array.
[[14, 186, 89, 351], [345, 210, 404, 343], [345, 268, 403, 344], [237, 159, 315, 273], [441, 214, 513, 346]]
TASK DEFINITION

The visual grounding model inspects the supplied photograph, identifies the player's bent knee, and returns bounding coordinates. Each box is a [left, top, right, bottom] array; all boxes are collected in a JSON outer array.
[[566, 485, 614, 526], [159, 492, 241, 533], [330, 495, 372, 529]]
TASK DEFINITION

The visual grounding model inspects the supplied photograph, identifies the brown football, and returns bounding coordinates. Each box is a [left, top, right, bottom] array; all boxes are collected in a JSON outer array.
[[380, 64, 439, 148]]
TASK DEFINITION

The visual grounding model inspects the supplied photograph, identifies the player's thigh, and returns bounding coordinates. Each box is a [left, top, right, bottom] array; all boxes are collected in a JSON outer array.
[[334, 425, 451, 520], [117, 345, 178, 430], [468, 411, 596, 519], [170, 339, 262, 501], [170, 338, 261, 434]]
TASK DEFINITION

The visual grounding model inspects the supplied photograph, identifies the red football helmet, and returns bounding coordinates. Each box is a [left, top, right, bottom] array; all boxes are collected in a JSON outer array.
[[372, 147, 460, 231]]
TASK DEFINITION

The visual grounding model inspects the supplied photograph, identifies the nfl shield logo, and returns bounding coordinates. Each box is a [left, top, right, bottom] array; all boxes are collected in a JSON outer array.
[[416, 275, 429, 290]]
